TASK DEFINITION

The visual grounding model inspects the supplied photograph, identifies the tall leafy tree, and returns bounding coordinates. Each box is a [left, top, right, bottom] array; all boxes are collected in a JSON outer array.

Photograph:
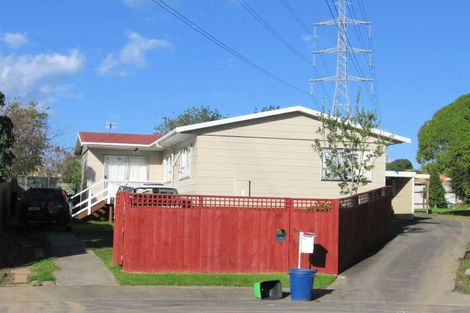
[[0, 92, 15, 180], [417, 94, 470, 202], [4, 101, 49, 176], [154, 105, 225, 135], [386, 159, 413, 171]]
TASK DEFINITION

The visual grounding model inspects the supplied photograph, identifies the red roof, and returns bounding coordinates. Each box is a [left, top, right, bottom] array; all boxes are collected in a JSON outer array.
[[78, 132, 161, 146]]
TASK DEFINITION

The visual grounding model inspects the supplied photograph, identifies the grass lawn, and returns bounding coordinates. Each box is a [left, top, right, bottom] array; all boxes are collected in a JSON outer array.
[[28, 258, 59, 283], [415, 207, 470, 216], [455, 244, 470, 294], [73, 221, 336, 288]]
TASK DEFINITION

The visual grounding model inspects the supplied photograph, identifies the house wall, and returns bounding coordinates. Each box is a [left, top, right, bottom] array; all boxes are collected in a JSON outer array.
[[388, 177, 414, 219], [83, 148, 162, 194], [165, 137, 198, 194], [179, 113, 387, 198]]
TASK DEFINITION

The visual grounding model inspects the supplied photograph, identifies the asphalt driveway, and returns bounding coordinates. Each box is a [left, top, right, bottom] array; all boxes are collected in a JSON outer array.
[[322, 215, 470, 307]]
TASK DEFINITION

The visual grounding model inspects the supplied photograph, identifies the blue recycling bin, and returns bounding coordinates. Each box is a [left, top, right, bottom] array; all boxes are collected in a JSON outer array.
[[289, 268, 317, 301]]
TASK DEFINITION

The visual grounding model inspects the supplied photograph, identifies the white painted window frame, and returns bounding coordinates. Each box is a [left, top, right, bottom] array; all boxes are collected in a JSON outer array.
[[163, 154, 173, 184], [178, 146, 192, 180]]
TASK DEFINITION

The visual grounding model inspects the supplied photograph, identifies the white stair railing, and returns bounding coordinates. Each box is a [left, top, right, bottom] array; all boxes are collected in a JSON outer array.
[[70, 179, 164, 218], [71, 179, 110, 218]]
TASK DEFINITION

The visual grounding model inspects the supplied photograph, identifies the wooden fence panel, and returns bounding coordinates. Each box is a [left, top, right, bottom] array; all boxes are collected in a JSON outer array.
[[288, 200, 339, 274], [338, 188, 392, 273], [113, 188, 391, 275]]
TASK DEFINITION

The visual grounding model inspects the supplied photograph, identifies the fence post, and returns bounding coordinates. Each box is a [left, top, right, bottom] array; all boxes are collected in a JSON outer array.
[[87, 191, 92, 215]]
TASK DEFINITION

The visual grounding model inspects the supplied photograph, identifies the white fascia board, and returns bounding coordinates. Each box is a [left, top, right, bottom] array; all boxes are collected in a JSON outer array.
[[385, 171, 417, 178], [415, 173, 430, 179], [81, 142, 163, 151], [156, 105, 411, 146], [74, 134, 84, 155], [174, 106, 315, 133]]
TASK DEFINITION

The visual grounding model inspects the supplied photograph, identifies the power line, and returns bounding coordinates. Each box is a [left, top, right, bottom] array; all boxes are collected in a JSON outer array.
[[149, 0, 318, 104], [348, 1, 380, 109], [237, 0, 313, 68], [236, 0, 331, 102], [278, 0, 333, 98], [278, 0, 331, 73]]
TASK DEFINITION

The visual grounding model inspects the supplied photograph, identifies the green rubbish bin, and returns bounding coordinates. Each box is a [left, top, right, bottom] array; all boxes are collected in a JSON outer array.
[[253, 280, 283, 300]]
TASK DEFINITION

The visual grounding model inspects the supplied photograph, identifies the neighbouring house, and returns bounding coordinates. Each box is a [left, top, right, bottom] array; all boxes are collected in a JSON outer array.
[[74, 106, 411, 217], [386, 171, 430, 219], [440, 175, 465, 208]]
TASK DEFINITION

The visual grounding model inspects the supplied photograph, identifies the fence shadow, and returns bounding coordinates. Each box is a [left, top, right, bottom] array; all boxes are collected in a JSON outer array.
[[309, 244, 328, 268], [0, 224, 89, 271]]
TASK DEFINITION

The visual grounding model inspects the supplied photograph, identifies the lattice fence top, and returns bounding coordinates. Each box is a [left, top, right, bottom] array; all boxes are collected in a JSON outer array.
[[124, 193, 336, 211]]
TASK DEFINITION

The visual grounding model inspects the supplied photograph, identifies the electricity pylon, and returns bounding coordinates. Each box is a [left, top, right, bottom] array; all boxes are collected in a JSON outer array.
[[311, 0, 373, 116]]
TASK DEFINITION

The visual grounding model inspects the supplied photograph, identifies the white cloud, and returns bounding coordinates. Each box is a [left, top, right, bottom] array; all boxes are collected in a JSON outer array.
[[0, 49, 85, 99], [97, 32, 172, 76], [1, 32, 29, 48]]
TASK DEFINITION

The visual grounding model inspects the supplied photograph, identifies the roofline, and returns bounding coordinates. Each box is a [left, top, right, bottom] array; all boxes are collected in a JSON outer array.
[[385, 171, 430, 179], [80, 142, 158, 148], [75, 133, 162, 155], [157, 106, 411, 145]]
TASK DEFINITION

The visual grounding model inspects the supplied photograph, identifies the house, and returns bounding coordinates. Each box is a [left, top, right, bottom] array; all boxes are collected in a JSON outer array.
[[440, 175, 465, 208], [74, 106, 410, 217], [386, 171, 430, 219]]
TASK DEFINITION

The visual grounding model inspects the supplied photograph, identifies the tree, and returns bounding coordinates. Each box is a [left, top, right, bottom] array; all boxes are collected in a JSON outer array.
[[313, 99, 387, 195], [154, 105, 225, 135], [386, 159, 413, 171], [254, 105, 281, 113], [0, 91, 15, 180], [417, 94, 470, 202], [59, 154, 81, 194], [4, 101, 49, 176], [429, 169, 447, 208]]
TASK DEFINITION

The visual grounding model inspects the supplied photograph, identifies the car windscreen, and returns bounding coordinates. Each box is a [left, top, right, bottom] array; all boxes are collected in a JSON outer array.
[[154, 188, 178, 194], [23, 189, 64, 205]]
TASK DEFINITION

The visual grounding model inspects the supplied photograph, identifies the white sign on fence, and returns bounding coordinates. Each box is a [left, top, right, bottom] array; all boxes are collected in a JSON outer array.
[[298, 231, 316, 269]]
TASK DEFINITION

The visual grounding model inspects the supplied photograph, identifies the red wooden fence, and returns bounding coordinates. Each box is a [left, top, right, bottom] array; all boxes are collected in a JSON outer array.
[[338, 188, 393, 272], [113, 187, 391, 275]]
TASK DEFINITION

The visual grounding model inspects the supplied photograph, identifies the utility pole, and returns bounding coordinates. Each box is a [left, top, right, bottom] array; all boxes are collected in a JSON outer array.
[[311, 0, 373, 116]]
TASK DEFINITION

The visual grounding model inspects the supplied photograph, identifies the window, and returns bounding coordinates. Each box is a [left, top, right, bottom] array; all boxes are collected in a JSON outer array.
[[163, 154, 173, 184], [104, 156, 149, 182], [179, 146, 192, 180], [321, 149, 372, 181]]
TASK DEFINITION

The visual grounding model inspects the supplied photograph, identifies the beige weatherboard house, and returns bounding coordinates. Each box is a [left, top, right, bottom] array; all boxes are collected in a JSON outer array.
[[73, 106, 411, 217]]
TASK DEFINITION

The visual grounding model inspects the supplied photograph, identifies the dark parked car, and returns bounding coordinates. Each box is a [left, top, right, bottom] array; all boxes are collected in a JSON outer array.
[[117, 184, 191, 208], [19, 188, 73, 231], [117, 184, 179, 195]]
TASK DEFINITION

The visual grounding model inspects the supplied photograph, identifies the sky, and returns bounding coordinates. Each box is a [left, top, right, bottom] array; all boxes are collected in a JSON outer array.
[[0, 0, 469, 166]]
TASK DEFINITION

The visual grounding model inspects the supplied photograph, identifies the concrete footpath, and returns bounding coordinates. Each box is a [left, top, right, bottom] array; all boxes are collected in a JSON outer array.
[[47, 232, 118, 286]]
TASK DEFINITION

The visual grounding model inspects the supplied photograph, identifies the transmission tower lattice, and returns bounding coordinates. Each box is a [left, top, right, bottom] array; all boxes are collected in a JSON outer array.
[[311, 0, 373, 116]]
